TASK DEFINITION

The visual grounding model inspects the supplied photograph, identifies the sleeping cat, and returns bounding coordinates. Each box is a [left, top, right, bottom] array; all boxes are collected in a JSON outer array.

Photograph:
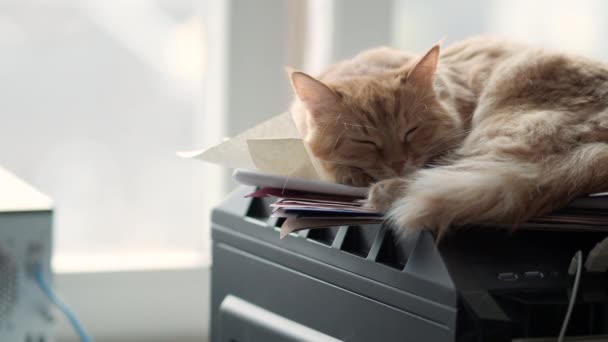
[[288, 36, 608, 237]]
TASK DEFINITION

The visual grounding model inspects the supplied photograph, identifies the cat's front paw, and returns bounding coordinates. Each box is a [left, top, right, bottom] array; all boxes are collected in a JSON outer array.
[[366, 178, 409, 213], [341, 171, 374, 187]]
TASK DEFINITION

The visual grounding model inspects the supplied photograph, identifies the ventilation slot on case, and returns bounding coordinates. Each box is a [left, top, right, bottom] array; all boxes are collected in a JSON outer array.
[[376, 229, 409, 270], [274, 217, 286, 228], [0, 248, 16, 320], [307, 227, 341, 246], [341, 225, 381, 258], [245, 197, 275, 221]]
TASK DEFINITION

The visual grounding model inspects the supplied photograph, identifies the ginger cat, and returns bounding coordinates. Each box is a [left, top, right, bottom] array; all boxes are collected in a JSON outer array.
[[288, 36, 608, 237]]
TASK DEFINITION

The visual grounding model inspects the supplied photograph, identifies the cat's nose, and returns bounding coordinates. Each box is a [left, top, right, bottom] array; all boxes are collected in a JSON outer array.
[[390, 160, 406, 173]]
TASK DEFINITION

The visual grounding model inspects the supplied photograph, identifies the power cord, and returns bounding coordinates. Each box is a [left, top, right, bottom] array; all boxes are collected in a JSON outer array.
[[33, 265, 94, 342], [558, 250, 582, 342]]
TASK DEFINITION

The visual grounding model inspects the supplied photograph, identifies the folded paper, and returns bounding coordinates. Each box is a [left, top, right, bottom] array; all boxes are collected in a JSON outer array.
[[178, 112, 324, 180], [248, 138, 318, 179]]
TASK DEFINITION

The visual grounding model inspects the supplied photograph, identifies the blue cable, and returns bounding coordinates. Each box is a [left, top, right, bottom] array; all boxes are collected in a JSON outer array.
[[33, 265, 94, 342]]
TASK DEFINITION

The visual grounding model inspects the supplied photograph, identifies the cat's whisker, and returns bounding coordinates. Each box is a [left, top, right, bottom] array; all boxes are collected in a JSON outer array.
[[320, 159, 368, 168], [425, 141, 462, 157], [329, 129, 348, 155], [334, 113, 343, 123], [430, 128, 471, 145], [318, 113, 343, 140], [343, 122, 377, 130], [425, 136, 462, 152], [422, 139, 465, 160], [319, 159, 354, 167], [411, 102, 429, 114]]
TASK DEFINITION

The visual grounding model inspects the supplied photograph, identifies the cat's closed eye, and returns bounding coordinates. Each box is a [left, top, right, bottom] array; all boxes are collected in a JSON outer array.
[[352, 139, 380, 150], [403, 126, 419, 141]]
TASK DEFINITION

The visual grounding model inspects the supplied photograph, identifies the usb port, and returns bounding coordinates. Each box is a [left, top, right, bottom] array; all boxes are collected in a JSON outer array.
[[497, 272, 519, 281], [524, 271, 544, 279]]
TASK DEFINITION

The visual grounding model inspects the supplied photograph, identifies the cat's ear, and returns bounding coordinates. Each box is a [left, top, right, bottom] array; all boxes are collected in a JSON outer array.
[[288, 69, 339, 115], [407, 44, 440, 87]]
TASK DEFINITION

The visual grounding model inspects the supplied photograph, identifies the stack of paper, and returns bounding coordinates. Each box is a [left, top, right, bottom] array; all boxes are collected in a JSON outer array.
[[246, 187, 381, 238], [246, 187, 608, 239]]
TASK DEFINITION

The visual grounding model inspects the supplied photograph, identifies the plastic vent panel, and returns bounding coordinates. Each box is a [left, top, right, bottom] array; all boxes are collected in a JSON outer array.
[[246, 197, 276, 221], [240, 192, 419, 271], [340, 224, 381, 258], [306, 227, 341, 246], [212, 186, 457, 306], [375, 229, 409, 270]]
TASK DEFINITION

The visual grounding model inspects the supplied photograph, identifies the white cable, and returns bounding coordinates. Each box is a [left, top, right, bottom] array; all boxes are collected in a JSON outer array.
[[558, 250, 582, 342]]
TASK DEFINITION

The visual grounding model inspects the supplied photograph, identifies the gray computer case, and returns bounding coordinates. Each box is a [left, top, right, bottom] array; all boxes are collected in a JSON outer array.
[[210, 186, 608, 342]]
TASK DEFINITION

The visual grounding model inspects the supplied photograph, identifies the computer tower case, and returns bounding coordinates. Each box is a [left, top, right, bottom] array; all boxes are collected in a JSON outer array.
[[210, 186, 608, 342]]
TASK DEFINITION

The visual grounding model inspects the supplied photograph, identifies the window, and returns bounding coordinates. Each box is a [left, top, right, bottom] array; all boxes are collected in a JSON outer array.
[[0, 0, 218, 272], [392, 0, 608, 59], [0, 1, 220, 340]]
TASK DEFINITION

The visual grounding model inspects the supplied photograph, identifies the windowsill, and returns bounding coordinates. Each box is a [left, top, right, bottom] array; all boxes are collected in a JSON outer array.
[[54, 262, 211, 342], [53, 250, 211, 274]]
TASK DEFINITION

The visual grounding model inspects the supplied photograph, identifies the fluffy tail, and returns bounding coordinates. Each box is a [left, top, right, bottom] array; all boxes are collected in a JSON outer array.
[[388, 144, 608, 238], [387, 159, 540, 238]]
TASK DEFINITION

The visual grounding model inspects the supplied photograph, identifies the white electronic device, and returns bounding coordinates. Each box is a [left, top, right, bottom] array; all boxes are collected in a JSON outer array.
[[0, 167, 54, 342], [232, 168, 368, 197]]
